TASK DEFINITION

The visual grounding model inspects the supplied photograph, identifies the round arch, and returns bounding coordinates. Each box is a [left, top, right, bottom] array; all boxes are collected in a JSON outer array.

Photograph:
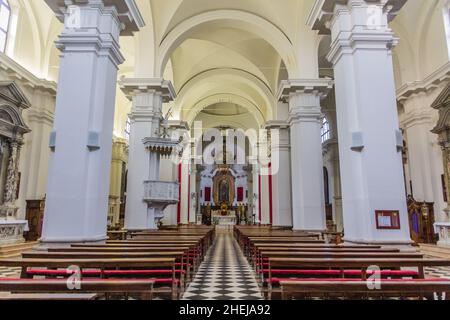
[[185, 93, 265, 129], [174, 68, 275, 122], [156, 9, 298, 78]]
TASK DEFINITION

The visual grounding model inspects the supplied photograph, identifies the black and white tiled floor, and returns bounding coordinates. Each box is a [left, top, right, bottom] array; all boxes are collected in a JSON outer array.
[[1, 240, 450, 300], [182, 231, 263, 300]]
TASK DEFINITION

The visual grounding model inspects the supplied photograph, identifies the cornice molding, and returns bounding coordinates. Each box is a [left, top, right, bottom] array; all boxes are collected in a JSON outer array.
[[0, 54, 57, 96], [397, 62, 450, 101], [277, 78, 334, 102], [27, 108, 55, 126], [119, 77, 177, 102]]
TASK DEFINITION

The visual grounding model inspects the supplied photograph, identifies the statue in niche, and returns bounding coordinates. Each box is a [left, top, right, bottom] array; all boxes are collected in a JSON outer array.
[[219, 179, 229, 203]]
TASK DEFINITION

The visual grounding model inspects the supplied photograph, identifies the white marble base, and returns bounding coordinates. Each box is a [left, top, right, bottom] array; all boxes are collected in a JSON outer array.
[[435, 222, 450, 247], [212, 215, 236, 226], [0, 220, 28, 245]]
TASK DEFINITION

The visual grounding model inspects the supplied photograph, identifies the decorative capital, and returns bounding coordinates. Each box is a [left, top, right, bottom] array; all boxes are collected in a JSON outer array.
[[277, 79, 334, 103], [307, 0, 407, 34], [119, 78, 177, 103], [44, 0, 145, 36]]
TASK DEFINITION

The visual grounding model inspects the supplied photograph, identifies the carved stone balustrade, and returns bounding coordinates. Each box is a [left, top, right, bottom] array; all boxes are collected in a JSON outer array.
[[143, 180, 179, 206]]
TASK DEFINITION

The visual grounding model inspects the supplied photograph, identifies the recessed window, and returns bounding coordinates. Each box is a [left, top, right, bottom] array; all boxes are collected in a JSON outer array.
[[0, 0, 10, 53], [124, 117, 131, 140], [321, 117, 331, 143], [443, 2, 450, 59]]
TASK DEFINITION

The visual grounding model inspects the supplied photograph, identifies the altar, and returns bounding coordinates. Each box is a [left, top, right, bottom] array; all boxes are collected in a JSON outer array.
[[212, 212, 236, 230]]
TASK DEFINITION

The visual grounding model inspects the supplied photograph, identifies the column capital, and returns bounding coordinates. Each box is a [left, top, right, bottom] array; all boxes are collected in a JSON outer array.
[[277, 79, 334, 103], [119, 78, 177, 102], [307, 0, 407, 34], [308, 0, 407, 65], [45, 0, 145, 36], [265, 120, 290, 130]]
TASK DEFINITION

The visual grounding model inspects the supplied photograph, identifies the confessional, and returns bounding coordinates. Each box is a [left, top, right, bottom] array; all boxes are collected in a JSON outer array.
[[407, 196, 437, 244]]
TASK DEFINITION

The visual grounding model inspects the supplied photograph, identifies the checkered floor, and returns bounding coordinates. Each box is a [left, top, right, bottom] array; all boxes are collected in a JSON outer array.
[[182, 231, 263, 300], [1, 242, 450, 300]]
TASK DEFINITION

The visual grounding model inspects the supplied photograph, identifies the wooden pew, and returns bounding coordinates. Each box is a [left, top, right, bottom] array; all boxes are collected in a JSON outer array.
[[22, 251, 188, 291], [0, 257, 178, 300], [280, 280, 450, 300], [75, 242, 203, 271], [249, 244, 402, 269], [257, 252, 424, 281], [0, 292, 98, 300], [244, 237, 326, 257], [0, 279, 155, 300], [266, 257, 450, 299], [47, 246, 195, 281]]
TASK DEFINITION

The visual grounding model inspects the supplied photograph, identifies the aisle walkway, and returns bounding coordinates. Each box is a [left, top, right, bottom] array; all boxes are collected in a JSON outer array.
[[183, 230, 263, 300]]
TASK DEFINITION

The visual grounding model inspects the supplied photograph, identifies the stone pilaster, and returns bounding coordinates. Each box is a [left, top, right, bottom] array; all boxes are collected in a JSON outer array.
[[120, 78, 176, 230], [308, 0, 411, 244], [278, 79, 333, 231], [41, 0, 143, 243], [265, 120, 292, 227]]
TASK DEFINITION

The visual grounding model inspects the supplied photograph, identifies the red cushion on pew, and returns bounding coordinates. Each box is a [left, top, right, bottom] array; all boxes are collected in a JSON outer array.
[[261, 269, 419, 277], [269, 277, 449, 284], [27, 269, 101, 276], [152, 278, 180, 285], [175, 263, 192, 267], [262, 269, 342, 276], [343, 270, 419, 277], [103, 270, 185, 276], [27, 269, 185, 276]]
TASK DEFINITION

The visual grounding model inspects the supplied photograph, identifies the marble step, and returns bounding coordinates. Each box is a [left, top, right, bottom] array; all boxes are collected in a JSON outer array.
[[0, 242, 38, 258], [419, 244, 450, 259]]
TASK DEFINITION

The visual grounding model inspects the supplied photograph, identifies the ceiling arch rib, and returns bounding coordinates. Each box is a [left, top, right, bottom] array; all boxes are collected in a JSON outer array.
[[185, 93, 265, 128], [156, 9, 298, 78], [173, 68, 275, 122]]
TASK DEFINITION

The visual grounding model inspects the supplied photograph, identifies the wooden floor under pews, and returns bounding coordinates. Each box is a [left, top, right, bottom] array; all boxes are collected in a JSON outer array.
[[1, 225, 450, 300]]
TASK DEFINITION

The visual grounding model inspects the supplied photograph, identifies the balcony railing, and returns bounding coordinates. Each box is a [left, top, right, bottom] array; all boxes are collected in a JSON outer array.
[[143, 180, 179, 204]]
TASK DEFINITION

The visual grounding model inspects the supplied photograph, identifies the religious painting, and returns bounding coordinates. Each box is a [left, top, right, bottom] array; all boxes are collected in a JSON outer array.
[[213, 167, 235, 205], [219, 180, 229, 203]]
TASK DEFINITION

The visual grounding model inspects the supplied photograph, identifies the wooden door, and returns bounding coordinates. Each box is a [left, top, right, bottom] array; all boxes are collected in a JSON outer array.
[[25, 200, 45, 241]]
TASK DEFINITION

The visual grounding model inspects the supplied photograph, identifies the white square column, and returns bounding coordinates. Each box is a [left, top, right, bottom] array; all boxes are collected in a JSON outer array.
[[308, 0, 411, 244], [41, 0, 144, 243], [266, 121, 292, 227], [278, 79, 333, 231], [119, 79, 176, 230]]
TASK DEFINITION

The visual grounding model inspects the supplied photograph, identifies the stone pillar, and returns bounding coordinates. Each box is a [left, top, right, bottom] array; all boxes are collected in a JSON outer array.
[[326, 139, 344, 232], [41, 0, 143, 243], [400, 93, 441, 205], [189, 162, 197, 224], [249, 156, 260, 224], [266, 121, 292, 227], [108, 137, 128, 227], [278, 79, 332, 231], [120, 79, 176, 230], [308, 0, 411, 244]]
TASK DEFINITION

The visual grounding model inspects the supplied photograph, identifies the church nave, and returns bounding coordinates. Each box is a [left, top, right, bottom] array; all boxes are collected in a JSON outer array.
[[183, 231, 262, 301]]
